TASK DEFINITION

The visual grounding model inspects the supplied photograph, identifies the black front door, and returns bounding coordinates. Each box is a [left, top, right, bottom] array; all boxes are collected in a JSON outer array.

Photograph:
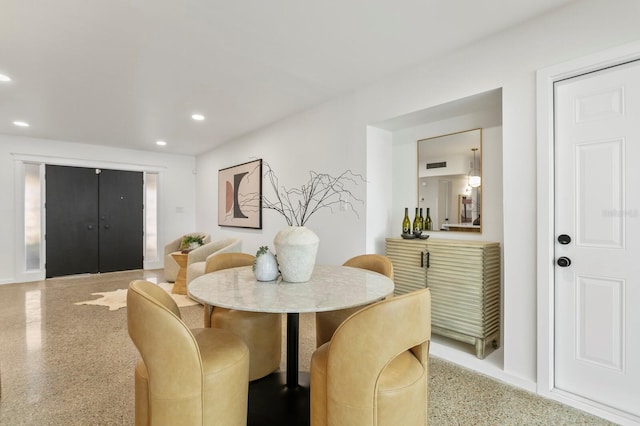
[[45, 165, 143, 278], [45, 166, 100, 277], [98, 168, 143, 273]]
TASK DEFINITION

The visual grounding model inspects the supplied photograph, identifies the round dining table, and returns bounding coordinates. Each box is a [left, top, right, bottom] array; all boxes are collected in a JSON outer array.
[[188, 263, 394, 425]]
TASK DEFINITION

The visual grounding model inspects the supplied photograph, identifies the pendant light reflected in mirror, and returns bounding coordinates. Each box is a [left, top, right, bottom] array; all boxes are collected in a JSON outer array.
[[468, 148, 481, 188]]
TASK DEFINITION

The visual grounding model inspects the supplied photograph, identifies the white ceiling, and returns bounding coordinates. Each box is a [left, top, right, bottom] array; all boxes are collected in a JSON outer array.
[[0, 0, 573, 155]]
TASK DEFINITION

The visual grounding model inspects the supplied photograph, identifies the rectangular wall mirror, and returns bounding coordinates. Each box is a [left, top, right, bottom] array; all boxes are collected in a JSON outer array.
[[417, 128, 482, 233]]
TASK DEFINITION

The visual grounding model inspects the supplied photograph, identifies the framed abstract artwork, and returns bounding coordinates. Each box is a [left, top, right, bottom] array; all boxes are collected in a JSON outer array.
[[218, 159, 262, 229]]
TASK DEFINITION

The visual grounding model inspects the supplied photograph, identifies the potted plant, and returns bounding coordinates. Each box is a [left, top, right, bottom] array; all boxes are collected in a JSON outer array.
[[180, 235, 205, 253]]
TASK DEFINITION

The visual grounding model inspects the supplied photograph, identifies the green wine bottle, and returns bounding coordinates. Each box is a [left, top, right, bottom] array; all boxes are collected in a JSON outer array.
[[412, 208, 422, 235], [419, 208, 424, 231], [425, 207, 433, 231], [402, 208, 411, 235]]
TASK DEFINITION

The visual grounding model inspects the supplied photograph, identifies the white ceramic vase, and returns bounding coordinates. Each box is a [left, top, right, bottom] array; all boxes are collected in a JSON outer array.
[[273, 226, 319, 282], [253, 250, 279, 281]]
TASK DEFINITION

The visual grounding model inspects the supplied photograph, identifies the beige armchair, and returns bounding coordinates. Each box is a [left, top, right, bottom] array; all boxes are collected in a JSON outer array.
[[315, 254, 394, 347], [204, 253, 282, 381], [311, 288, 431, 426], [127, 280, 249, 426], [185, 238, 243, 284], [164, 233, 211, 282]]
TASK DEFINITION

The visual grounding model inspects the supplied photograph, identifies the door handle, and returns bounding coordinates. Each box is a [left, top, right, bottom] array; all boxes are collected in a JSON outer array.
[[558, 234, 572, 245], [557, 256, 571, 267], [421, 251, 430, 268]]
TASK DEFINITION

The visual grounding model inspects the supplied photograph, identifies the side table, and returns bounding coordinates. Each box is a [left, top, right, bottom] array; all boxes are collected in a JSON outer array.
[[170, 252, 189, 294]]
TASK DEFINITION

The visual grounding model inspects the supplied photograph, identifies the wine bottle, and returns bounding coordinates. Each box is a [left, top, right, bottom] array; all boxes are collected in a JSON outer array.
[[426, 208, 433, 231], [402, 208, 411, 235], [412, 208, 422, 235], [419, 208, 424, 231]]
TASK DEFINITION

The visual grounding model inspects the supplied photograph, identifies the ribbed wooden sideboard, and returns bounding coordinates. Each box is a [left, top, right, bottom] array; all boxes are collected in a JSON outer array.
[[385, 238, 501, 359]]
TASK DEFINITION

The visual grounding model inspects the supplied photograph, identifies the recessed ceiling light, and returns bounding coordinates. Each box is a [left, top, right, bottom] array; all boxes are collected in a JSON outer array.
[[13, 120, 29, 127], [191, 114, 205, 121], [156, 140, 167, 146], [0, 74, 11, 82]]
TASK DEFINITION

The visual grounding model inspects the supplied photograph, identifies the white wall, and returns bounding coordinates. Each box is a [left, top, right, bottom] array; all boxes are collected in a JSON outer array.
[[194, 0, 640, 399], [365, 126, 393, 254], [195, 94, 367, 264], [0, 134, 197, 284]]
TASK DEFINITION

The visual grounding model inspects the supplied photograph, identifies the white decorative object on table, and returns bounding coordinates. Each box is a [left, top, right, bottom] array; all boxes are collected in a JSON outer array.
[[273, 226, 319, 282], [253, 246, 279, 281], [256, 161, 365, 283]]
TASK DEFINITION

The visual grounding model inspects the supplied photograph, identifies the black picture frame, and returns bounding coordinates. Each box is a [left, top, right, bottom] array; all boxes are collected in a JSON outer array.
[[218, 159, 262, 229]]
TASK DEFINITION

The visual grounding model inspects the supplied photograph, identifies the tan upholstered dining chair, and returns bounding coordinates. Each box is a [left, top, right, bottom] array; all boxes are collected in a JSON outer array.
[[315, 254, 394, 347], [310, 288, 431, 425], [203, 252, 282, 381], [127, 280, 249, 426]]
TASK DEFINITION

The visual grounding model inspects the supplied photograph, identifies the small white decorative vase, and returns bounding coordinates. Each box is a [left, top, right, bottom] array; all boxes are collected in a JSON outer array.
[[253, 250, 279, 281], [273, 226, 319, 282]]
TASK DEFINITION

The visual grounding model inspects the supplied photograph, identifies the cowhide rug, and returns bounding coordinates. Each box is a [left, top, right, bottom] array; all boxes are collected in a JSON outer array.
[[74, 283, 199, 311]]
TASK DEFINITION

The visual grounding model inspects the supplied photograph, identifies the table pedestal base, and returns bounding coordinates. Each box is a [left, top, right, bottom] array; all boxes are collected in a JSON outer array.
[[248, 371, 310, 426]]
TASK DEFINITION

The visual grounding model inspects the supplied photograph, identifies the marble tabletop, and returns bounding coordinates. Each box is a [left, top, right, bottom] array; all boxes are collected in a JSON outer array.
[[187, 264, 394, 314]]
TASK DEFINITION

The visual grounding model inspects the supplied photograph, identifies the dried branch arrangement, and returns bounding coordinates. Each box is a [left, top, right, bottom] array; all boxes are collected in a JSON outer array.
[[260, 161, 365, 226]]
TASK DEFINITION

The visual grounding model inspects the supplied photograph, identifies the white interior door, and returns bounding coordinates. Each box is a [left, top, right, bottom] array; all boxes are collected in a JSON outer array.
[[554, 60, 640, 417]]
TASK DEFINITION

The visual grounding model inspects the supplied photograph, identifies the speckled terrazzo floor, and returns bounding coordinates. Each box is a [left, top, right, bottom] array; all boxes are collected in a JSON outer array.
[[0, 270, 615, 425]]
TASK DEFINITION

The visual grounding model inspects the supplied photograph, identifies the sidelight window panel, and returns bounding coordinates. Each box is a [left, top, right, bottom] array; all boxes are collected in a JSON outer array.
[[145, 173, 158, 261], [24, 163, 42, 271]]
